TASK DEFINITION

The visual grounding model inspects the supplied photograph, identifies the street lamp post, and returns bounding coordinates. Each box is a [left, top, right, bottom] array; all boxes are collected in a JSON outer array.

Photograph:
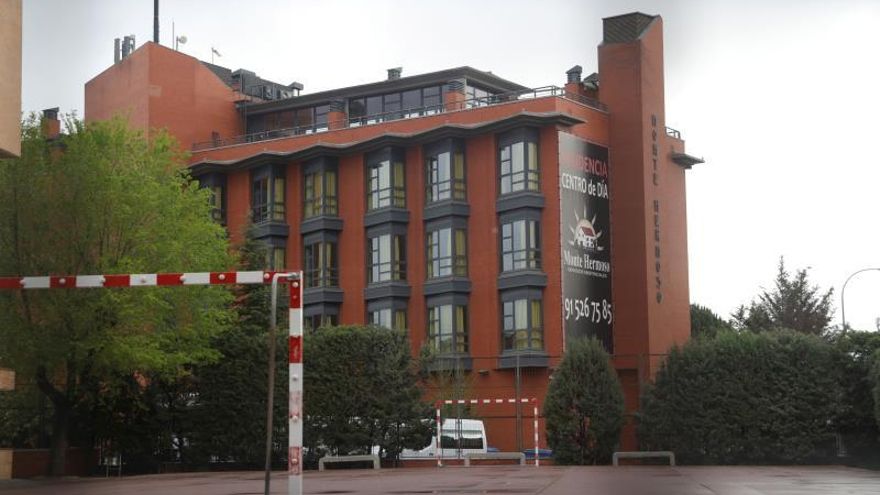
[[840, 267, 880, 334]]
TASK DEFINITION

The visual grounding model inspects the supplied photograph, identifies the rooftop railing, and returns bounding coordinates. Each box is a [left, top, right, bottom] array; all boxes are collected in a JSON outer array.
[[192, 86, 607, 151]]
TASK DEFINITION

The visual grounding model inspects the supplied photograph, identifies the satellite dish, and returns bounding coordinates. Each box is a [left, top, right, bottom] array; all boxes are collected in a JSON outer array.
[[177, 35, 187, 44]]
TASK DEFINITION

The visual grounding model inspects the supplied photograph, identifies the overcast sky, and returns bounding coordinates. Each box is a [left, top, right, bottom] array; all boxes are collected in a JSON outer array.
[[19, 0, 880, 332]]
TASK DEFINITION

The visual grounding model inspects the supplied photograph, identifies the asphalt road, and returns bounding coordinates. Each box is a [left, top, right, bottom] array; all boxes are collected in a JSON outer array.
[[2, 465, 879, 494]]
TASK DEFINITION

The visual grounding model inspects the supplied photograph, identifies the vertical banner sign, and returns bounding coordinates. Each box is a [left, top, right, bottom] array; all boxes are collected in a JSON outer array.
[[558, 132, 613, 352]]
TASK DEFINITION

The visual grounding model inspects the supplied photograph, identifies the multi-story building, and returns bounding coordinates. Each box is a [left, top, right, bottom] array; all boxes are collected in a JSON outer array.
[[84, 12, 702, 451]]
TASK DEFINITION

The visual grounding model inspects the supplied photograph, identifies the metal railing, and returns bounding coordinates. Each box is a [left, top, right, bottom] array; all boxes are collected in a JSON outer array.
[[191, 86, 608, 151], [665, 126, 681, 139]]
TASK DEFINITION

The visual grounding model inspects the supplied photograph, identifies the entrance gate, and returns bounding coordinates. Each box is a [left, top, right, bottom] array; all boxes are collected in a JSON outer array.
[[0, 270, 304, 495]]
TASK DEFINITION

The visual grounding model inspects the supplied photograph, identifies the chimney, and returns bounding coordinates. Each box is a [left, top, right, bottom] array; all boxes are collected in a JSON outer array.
[[387, 67, 402, 80], [566, 65, 583, 84], [153, 0, 159, 44], [121, 36, 132, 58], [41, 107, 61, 140], [114, 38, 121, 63]]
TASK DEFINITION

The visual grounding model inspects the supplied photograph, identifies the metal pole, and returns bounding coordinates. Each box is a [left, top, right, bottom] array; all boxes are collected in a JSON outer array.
[[533, 402, 539, 467], [288, 273, 303, 495], [153, 0, 159, 44], [436, 406, 443, 467], [515, 354, 522, 452], [841, 268, 880, 335], [265, 273, 292, 495]]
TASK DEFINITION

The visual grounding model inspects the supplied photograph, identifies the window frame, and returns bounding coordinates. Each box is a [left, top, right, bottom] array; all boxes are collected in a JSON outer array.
[[366, 148, 406, 210], [500, 214, 541, 272], [303, 157, 339, 218], [427, 302, 469, 354], [500, 289, 544, 352], [251, 165, 286, 224], [426, 226, 467, 279], [498, 128, 540, 195], [424, 139, 466, 204], [367, 232, 407, 284], [303, 240, 338, 288]]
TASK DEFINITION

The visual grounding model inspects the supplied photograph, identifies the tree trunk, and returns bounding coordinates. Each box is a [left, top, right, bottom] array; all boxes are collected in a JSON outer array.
[[36, 365, 71, 477]]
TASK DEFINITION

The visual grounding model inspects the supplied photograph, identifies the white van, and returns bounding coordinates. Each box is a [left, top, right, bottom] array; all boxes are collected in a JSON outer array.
[[399, 418, 487, 459]]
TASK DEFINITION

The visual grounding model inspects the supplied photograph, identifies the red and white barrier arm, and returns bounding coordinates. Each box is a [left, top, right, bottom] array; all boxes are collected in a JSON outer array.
[[0, 271, 281, 289]]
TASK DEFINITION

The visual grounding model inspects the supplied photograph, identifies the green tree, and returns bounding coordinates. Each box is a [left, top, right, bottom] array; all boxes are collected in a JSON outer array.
[[639, 331, 839, 464], [731, 257, 833, 335], [0, 116, 233, 475], [543, 337, 624, 465], [690, 303, 733, 339], [872, 350, 880, 432], [189, 230, 289, 466], [831, 331, 880, 462], [304, 325, 431, 463]]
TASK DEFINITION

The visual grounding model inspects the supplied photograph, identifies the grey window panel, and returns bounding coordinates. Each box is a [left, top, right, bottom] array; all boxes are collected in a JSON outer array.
[[423, 201, 470, 221], [496, 192, 545, 214], [423, 278, 472, 296], [425, 292, 470, 308], [424, 215, 468, 232], [426, 355, 473, 372], [364, 281, 411, 300], [303, 287, 344, 305], [366, 297, 410, 312], [365, 217, 409, 237], [499, 286, 544, 302], [303, 303, 340, 318], [251, 222, 290, 239], [497, 127, 539, 149], [497, 352, 549, 369], [300, 216, 343, 235], [364, 207, 410, 228], [497, 271, 547, 290]]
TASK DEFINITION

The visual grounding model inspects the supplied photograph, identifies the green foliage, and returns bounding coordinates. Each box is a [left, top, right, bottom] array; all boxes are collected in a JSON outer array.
[[731, 257, 833, 335], [304, 325, 431, 462], [639, 331, 840, 464], [690, 303, 733, 339], [543, 337, 624, 465], [872, 350, 880, 432], [829, 331, 880, 459], [189, 232, 289, 465], [0, 116, 233, 472]]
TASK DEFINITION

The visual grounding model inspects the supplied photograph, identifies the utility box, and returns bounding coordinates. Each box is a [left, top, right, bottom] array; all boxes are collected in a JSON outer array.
[[0, 369, 14, 391]]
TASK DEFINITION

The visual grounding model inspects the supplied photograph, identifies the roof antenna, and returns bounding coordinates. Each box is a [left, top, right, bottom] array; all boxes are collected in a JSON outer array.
[[153, 0, 159, 44]]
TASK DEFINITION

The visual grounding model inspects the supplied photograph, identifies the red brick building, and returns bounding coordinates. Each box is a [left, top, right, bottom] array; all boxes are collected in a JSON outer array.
[[85, 12, 701, 452]]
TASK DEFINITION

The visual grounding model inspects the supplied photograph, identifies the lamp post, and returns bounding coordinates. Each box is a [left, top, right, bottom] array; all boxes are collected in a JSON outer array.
[[840, 267, 880, 334]]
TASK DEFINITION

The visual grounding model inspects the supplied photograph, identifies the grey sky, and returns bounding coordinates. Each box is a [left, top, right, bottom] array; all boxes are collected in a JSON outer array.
[[20, 0, 880, 331]]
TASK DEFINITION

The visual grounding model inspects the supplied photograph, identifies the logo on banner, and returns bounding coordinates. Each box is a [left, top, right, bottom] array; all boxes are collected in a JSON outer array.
[[568, 207, 604, 253]]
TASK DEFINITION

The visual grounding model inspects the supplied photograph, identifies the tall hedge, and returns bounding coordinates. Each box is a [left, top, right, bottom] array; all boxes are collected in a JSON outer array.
[[544, 338, 624, 464], [639, 331, 839, 464]]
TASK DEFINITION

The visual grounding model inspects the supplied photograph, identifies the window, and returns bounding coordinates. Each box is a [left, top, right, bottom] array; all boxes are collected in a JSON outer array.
[[252, 169, 285, 223], [367, 158, 405, 210], [303, 168, 338, 217], [304, 241, 338, 288], [501, 219, 540, 271], [502, 297, 543, 351], [426, 149, 465, 203], [304, 313, 337, 331], [368, 234, 406, 283], [427, 304, 468, 354], [499, 140, 539, 194], [209, 185, 225, 222], [369, 308, 407, 330], [269, 246, 286, 270], [426, 228, 467, 278], [466, 85, 494, 108]]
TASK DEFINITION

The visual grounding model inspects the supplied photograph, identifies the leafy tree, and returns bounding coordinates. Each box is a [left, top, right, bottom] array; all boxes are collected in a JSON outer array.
[[731, 257, 833, 335], [543, 337, 624, 465], [690, 303, 733, 339], [830, 331, 880, 461], [0, 116, 234, 475], [304, 325, 431, 464], [639, 330, 839, 464], [872, 350, 880, 432], [189, 231, 289, 466]]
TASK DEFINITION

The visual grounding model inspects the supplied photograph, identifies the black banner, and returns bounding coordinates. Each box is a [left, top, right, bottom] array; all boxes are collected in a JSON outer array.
[[558, 132, 613, 352]]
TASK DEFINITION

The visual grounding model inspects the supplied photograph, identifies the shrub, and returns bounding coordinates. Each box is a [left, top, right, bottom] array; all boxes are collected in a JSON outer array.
[[544, 337, 624, 464], [639, 330, 839, 464]]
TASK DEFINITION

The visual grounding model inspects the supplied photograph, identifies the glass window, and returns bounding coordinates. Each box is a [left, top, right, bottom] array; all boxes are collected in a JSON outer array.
[[304, 241, 338, 288], [423, 86, 441, 114], [366, 96, 383, 124], [304, 169, 338, 217], [426, 228, 467, 278], [367, 159, 405, 210], [315, 104, 330, 131], [252, 169, 285, 223], [369, 308, 407, 330], [304, 313, 337, 331], [269, 246, 286, 271], [502, 297, 543, 351], [402, 89, 421, 117], [349, 98, 366, 126], [501, 219, 540, 271], [499, 140, 539, 194], [426, 150, 465, 203], [294, 108, 313, 132], [383, 93, 401, 120], [208, 184, 225, 223], [368, 234, 406, 283], [427, 304, 468, 354]]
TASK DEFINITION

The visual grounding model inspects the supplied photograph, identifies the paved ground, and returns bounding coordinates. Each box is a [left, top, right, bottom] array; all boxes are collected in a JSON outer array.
[[1, 465, 879, 494]]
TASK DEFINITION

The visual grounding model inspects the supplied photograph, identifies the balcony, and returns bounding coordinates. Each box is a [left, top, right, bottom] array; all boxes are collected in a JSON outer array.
[[192, 86, 607, 152]]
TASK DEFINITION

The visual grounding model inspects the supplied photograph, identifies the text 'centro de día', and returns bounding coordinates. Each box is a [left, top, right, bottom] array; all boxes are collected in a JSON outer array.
[[560, 172, 608, 198]]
